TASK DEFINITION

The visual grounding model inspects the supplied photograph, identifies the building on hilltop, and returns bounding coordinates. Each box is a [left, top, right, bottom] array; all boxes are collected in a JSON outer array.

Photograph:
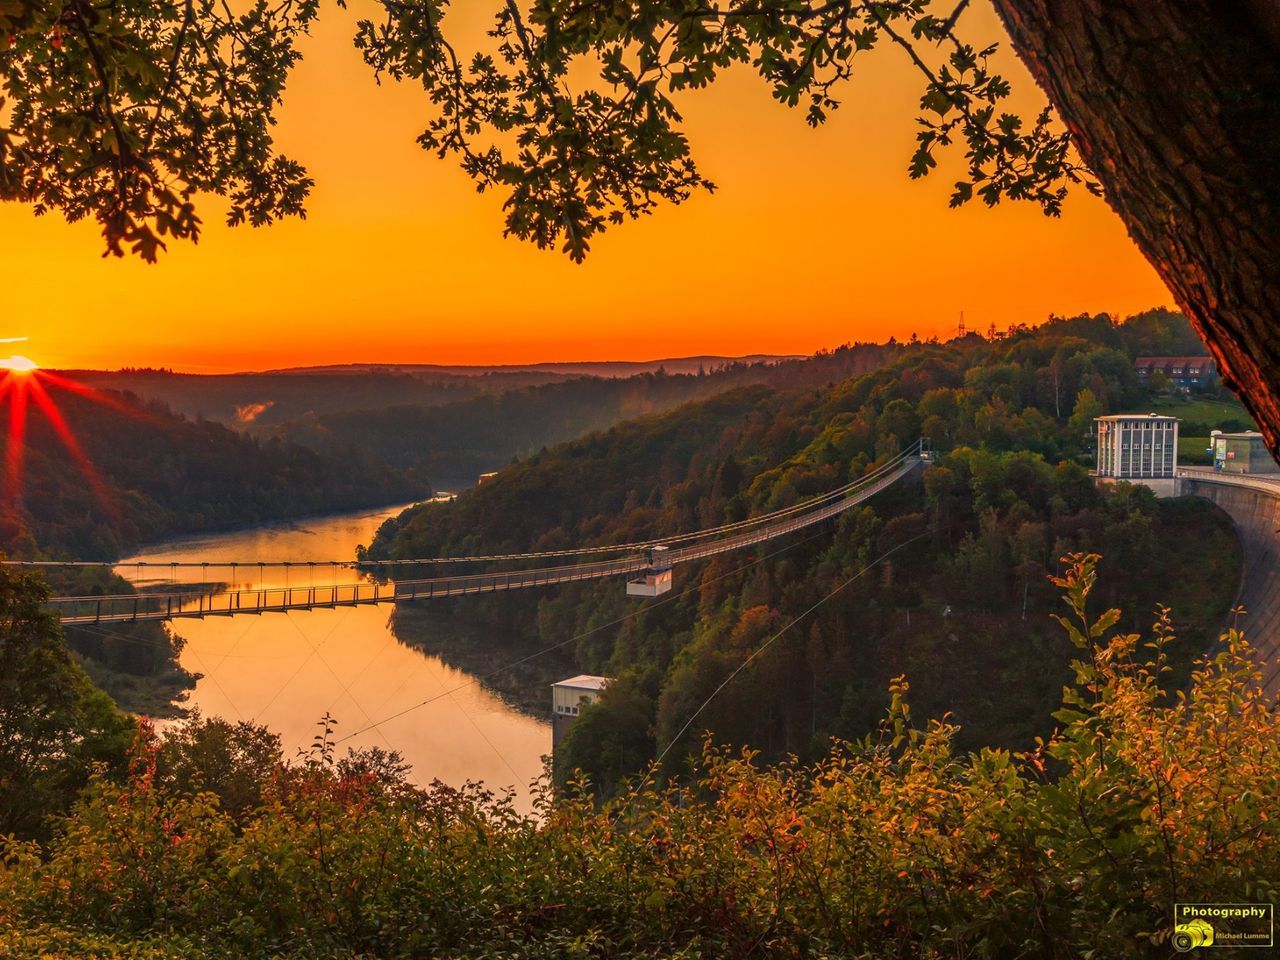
[[1095, 413, 1180, 496], [551, 674, 610, 751], [1210, 431, 1280, 475], [1134, 356, 1217, 390]]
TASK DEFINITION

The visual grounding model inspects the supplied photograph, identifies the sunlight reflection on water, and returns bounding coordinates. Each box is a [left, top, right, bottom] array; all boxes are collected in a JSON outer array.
[[118, 503, 550, 814]]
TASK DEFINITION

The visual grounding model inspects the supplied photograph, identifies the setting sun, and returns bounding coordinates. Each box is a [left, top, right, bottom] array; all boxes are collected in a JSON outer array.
[[0, 355, 38, 373]]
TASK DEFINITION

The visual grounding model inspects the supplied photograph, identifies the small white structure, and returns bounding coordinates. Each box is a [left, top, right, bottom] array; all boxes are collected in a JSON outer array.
[[477, 471, 499, 484], [626, 545, 673, 597], [1095, 413, 1180, 496], [551, 674, 610, 749]]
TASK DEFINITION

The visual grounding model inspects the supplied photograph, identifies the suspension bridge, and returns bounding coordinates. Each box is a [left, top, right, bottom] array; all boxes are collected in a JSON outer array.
[[14, 442, 930, 625]]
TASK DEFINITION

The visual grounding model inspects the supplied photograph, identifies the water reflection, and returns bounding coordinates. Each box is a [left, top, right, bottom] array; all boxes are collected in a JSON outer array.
[[117, 503, 550, 812]]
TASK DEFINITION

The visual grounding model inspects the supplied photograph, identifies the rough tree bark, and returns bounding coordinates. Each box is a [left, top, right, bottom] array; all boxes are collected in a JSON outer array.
[[991, 0, 1280, 452]]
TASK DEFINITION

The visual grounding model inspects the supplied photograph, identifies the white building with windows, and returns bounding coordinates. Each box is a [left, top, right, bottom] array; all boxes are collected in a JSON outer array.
[[551, 674, 610, 750], [1095, 413, 1180, 496]]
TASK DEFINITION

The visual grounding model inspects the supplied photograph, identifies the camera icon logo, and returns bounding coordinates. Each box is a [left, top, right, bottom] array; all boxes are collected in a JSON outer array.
[[1173, 918, 1215, 952]]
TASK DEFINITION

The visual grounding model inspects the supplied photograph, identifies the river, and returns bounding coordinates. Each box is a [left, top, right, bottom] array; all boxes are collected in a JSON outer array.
[[116, 503, 550, 812]]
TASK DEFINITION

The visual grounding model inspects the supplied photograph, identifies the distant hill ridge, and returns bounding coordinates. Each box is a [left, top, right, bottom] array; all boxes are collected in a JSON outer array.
[[263, 355, 805, 378], [59, 356, 806, 426]]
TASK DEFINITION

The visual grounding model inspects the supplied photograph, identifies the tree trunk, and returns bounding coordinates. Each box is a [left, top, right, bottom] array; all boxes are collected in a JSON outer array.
[[990, 0, 1280, 454]]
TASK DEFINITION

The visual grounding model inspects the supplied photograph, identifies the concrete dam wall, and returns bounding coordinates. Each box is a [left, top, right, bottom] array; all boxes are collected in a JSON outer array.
[[1180, 471, 1280, 696]]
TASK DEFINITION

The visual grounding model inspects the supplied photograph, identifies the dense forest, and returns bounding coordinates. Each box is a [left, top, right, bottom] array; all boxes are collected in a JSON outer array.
[[65, 368, 577, 426], [0, 383, 428, 561], [70, 350, 901, 488], [365, 310, 1245, 788], [0, 380, 428, 716], [268, 345, 902, 484]]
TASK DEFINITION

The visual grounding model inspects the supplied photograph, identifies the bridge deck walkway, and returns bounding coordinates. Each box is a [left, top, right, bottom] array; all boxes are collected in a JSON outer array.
[[48, 458, 920, 625]]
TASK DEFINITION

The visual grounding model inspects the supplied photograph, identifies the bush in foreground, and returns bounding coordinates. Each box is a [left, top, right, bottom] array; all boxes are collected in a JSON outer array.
[[1, 555, 1277, 958]]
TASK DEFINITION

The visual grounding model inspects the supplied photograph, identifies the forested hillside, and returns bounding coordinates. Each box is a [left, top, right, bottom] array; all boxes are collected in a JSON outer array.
[[0, 380, 428, 716], [65, 368, 573, 426], [271, 344, 900, 483], [366, 310, 1243, 787], [1, 311, 1271, 959], [0, 384, 428, 561]]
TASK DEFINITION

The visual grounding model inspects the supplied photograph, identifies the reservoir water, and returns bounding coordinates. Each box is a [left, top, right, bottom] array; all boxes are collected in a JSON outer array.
[[116, 503, 550, 811]]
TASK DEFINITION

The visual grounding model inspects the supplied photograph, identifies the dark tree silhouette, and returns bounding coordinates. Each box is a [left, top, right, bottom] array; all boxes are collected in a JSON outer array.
[[989, 0, 1280, 454]]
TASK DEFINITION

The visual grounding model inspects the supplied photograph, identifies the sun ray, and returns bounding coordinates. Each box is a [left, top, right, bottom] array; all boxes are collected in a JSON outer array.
[[4, 373, 28, 509], [37, 370, 162, 423], [0, 357, 162, 513], [26, 376, 119, 518]]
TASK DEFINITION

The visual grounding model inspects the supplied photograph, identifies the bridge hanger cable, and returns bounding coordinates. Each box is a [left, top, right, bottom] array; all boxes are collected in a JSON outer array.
[[39, 446, 921, 611], [357, 441, 924, 565], [8, 441, 923, 573]]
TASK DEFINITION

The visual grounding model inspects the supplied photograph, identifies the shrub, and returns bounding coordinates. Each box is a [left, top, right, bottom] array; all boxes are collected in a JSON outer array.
[[2, 555, 1276, 958]]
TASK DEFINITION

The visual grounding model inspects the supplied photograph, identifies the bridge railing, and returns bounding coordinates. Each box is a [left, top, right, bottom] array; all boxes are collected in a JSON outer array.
[[1179, 467, 1280, 496], [669, 458, 917, 564], [46, 452, 924, 624], [53, 581, 402, 624], [50, 554, 657, 623]]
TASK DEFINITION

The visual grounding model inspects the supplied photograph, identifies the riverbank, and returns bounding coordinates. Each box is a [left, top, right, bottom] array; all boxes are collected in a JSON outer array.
[[111, 502, 550, 811]]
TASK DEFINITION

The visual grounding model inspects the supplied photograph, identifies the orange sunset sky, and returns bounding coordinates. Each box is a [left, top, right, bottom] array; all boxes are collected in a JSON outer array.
[[1, 1, 1172, 373]]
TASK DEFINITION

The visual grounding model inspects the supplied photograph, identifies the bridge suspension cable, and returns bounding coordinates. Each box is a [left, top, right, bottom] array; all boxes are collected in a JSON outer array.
[[36, 442, 927, 624], [7, 440, 925, 572], [331, 521, 852, 746]]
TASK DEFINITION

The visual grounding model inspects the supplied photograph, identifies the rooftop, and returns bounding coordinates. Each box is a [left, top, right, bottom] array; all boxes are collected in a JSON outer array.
[[1134, 356, 1215, 368], [551, 675, 611, 691], [1096, 413, 1179, 421], [1213, 430, 1264, 440]]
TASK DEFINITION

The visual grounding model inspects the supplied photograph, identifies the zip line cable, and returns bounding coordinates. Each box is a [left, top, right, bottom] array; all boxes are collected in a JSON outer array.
[[277, 609, 402, 756], [67, 621, 302, 660], [321, 612, 407, 717], [251, 606, 359, 725], [439, 676, 524, 785], [623, 530, 931, 812], [175, 644, 248, 723], [333, 522, 846, 745]]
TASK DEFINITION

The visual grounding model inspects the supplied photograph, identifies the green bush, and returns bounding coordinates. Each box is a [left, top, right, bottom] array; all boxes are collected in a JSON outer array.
[[2, 556, 1276, 959]]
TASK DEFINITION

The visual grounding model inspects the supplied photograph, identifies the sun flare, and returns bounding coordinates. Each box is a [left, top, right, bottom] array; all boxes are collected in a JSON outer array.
[[1, 362, 123, 513], [0, 355, 38, 373]]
